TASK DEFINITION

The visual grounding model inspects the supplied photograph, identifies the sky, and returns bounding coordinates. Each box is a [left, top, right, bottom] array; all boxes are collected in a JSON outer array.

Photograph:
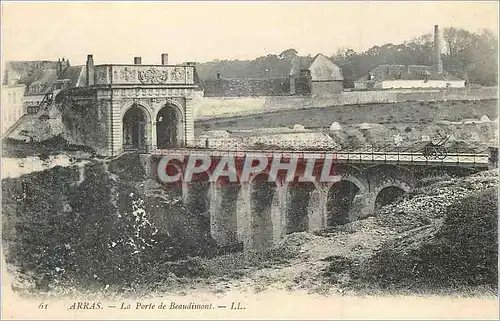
[[1, 1, 499, 66]]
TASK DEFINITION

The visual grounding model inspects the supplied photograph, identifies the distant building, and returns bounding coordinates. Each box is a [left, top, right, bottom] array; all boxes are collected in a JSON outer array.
[[1, 84, 26, 136], [290, 53, 344, 96], [354, 25, 465, 90], [4, 58, 87, 114], [202, 52, 344, 97], [353, 64, 465, 90]]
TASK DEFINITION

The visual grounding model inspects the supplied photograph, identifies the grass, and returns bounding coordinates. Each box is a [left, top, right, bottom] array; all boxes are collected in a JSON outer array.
[[195, 99, 497, 131]]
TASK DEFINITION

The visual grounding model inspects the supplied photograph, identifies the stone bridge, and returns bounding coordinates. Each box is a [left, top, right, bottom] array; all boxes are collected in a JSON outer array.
[[140, 150, 492, 253]]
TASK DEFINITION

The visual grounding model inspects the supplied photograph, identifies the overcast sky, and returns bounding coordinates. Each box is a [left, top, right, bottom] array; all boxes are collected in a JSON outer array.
[[1, 1, 498, 66]]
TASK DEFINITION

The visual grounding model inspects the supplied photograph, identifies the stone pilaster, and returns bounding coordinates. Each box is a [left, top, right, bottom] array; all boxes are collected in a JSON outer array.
[[184, 97, 195, 147], [308, 184, 330, 231], [110, 98, 123, 156]]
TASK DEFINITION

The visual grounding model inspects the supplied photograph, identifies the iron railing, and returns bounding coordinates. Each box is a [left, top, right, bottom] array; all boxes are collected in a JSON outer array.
[[147, 138, 494, 167]]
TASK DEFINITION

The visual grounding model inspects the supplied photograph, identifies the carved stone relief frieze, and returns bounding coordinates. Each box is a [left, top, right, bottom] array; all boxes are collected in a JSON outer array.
[[170, 67, 186, 83], [121, 67, 137, 82], [96, 67, 109, 84], [138, 67, 169, 84]]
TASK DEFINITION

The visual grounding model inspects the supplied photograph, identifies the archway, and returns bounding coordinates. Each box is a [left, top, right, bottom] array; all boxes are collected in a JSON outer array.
[[326, 180, 360, 226], [374, 186, 407, 210], [185, 173, 212, 241], [186, 182, 211, 216], [214, 183, 242, 248], [123, 105, 147, 151], [156, 105, 181, 148], [286, 182, 316, 234], [250, 173, 278, 250]]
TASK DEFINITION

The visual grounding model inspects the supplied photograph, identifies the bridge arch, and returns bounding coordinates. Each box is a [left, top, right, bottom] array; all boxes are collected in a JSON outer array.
[[155, 100, 184, 149], [121, 102, 153, 151], [363, 164, 415, 192], [185, 174, 211, 216], [249, 173, 282, 251], [285, 181, 319, 234], [326, 179, 362, 226], [374, 185, 409, 210]]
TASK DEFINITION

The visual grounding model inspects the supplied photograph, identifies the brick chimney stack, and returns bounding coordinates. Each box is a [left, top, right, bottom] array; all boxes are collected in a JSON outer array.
[[434, 25, 443, 74], [86, 54, 95, 87], [134, 57, 142, 65], [161, 53, 169, 65]]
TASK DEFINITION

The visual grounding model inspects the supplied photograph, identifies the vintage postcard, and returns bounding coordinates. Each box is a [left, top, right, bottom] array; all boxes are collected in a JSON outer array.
[[1, 1, 499, 319]]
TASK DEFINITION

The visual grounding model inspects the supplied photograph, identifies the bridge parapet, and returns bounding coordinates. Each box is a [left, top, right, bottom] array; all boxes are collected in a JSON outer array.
[[151, 147, 490, 168]]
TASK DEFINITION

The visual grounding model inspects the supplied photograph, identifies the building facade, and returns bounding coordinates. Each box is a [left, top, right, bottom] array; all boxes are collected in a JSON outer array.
[[354, 25, 465, 90], [354, 64, 465, 90], [1, 84, 26, 136], [290, 53, 344, 96]]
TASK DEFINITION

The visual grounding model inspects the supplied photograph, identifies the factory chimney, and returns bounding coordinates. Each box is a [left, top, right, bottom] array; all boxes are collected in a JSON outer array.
[[434, 25, 443, 74]]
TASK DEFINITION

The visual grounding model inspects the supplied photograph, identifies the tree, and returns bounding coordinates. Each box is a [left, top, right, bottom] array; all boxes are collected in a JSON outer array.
[[442, 27, 498, 85], [278, 48, 298, 60], [195, 27, 497, 86], [405, 33, 434, 65]]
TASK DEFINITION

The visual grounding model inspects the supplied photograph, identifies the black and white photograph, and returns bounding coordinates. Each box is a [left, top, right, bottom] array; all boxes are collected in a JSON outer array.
[[1, 1, 499, 319]]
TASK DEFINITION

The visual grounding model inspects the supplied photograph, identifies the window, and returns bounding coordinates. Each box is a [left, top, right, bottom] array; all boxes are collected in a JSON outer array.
[[12, 93, 16, 103], [27, 106, 39, 114]]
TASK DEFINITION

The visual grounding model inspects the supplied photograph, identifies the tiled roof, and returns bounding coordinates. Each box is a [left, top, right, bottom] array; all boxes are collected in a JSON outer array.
[[355, 64, 463, 82], [290, 54, 343, 81], [309, 54, 344, 81], [192, 66, 204, 91], [57, 65, 85, 88], [3, 60, 58, 86], [24, 69, 58, 95]]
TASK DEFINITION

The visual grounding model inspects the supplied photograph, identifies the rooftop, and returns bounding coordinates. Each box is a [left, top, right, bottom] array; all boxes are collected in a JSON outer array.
[[356, 64, 463, 82], [290, 54, 344, 81]]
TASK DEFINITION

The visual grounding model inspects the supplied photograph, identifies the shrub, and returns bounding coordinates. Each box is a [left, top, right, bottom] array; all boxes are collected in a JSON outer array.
[[2, 160, 219, 291], [428, 187, 498, 285], [360, 188, 498, 288]]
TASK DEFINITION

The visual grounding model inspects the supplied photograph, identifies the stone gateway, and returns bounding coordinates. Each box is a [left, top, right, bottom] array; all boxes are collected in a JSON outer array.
[[60, 54, 200, 156]]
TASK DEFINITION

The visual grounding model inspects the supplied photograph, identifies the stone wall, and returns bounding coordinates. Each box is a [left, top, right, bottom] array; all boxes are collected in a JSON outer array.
[[311, 81, 344, 96], [202, 78, 290, 97], [60, 88, 111, 155]]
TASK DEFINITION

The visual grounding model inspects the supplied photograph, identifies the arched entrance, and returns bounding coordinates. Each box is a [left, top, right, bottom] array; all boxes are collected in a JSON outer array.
[[123, 105, 148, 151], [156, 105, 181, 148], [326, 180, 360, 226]]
